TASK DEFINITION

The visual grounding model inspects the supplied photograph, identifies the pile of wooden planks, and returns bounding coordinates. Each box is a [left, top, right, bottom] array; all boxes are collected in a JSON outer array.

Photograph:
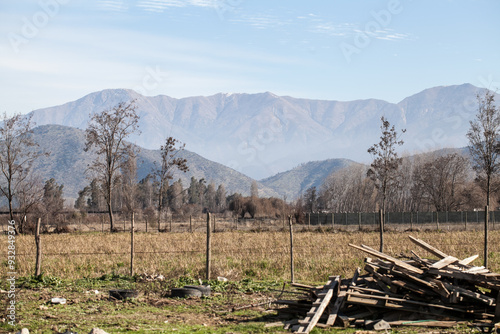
[[275, 235, 500, 333]]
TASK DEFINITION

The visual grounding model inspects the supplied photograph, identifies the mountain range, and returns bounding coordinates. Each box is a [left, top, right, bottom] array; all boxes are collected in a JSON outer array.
[[17, 83, 496, 202], [28, 83, 492, 180]]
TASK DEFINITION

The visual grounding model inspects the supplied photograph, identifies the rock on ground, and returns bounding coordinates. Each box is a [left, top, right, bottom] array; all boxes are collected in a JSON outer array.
[[88, 328, 109, 334]]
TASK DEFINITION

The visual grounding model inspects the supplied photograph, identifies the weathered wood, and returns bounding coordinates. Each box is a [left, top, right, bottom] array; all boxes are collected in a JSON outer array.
[[206, 212, 211, 280], [295, 276, 339, 333], [349, 243, 423, 275], [408, 235, 448, 259], [35, 217, 42, 276], [430, 255, 458, 269], [459, 254, 479, 266], [443, 282, 495, 305]]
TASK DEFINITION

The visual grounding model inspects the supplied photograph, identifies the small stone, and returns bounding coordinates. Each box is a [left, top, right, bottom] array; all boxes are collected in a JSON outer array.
[[51, 297, 66, 304], [88, 328, 109, 334], [15, 329, 29, 334]]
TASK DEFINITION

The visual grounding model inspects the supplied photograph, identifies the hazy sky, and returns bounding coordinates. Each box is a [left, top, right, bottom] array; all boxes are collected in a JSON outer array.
[[1, 0, 499, 116]]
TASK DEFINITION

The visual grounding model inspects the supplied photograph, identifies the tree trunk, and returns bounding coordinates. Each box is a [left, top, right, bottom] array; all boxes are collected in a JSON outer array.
[[107, 200, 114, 231]]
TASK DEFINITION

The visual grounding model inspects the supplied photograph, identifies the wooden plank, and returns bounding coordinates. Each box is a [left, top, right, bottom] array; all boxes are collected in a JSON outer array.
[[325, 287, 346, 326], [459, 254, 479, 266], [408, 236, 448, 259], [345, 292, 474, 316], [430, 256, 459, 269], [349, 244, 423, 275], [295, 276, 339, 334], [443, 282, 495, 305]]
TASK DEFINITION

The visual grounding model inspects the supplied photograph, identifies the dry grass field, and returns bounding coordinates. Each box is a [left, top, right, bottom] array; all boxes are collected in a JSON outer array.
[[3, 229, 500, 283], [2, 229, 500, 333]]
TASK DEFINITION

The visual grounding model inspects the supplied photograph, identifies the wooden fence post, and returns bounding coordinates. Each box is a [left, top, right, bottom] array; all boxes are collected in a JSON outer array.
[[190, 215, 192, 233], [35, 218, 42, 276], [206, 212, 211, 280], [146, 218, 148, 233], [331, 213, 334, 230], [465, 211, 468, 230], [358, 212, 361, 231], [169, 215, 172, 232], [436, 212, 439, 231], [379, 210, 384, 253], [289, 215, 294, 283], [130, 212, 135, 276], [485, 206, 489, 268]]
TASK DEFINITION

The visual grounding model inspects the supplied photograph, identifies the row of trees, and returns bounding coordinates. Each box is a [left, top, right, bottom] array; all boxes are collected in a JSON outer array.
[[301, 152, 479, 214], [296, 90, 499, 217]]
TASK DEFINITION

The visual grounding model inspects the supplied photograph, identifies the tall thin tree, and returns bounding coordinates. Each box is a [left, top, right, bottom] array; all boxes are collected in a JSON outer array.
[[152, 137, 189, 225], [84, 101, 140, 231], [367, 116, 405, 251], [466, 90, 500, 268]]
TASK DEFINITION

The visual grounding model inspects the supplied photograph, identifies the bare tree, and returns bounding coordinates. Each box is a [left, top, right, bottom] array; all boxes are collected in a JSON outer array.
[[367, 116, 405, 251], [84, 101, 140, 231], [413, 153, 470, 211], [15, 173, 44, 234], [0, 113, 48, 233], [467, 90, 500, 268], [467, 90, 500, 209], [152, 137, 188, 224]]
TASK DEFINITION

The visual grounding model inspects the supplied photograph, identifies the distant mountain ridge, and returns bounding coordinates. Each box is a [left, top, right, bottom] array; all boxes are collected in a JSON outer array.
[[30, 125, 280, 202], [27, 83, 493, 179]]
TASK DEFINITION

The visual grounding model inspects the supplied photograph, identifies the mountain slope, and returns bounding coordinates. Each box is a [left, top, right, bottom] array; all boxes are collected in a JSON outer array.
[[30, 124, 279, 202], [28, 84, 495, 179], [260, 159, 356, 199]]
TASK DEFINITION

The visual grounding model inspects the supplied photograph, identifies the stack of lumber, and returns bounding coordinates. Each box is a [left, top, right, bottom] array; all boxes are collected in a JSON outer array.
[[275, 236, 500, 333]]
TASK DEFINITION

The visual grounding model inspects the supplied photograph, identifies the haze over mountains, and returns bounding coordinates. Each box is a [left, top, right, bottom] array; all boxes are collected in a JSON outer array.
[[28, 83, 490, 180]]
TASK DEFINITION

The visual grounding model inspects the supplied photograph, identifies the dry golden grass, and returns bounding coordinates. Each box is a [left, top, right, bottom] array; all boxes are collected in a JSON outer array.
[[2, 230, 500, 283]]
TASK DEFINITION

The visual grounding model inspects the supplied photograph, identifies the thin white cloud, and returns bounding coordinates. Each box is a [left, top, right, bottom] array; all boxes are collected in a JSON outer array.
[[136, 0, 220, 12], [230, 14, 291, 30], [97, 0, 130, 12], [311, 22, 356, 37]]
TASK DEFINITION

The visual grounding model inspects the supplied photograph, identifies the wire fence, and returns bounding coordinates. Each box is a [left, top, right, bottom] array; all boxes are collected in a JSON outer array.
[[1, 210, 498, 234]]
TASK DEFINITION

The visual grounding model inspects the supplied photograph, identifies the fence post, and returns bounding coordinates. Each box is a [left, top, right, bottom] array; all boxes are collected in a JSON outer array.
[[331, 213, 334, 230], [289, 215, 294, 283], [130, 212, 135, 276], [170, 215, 172, 232], [465, 211, 468, 230], [308, 213, 310, 230], [206, 212, 211, 280], [190, 215, 192, 233], [379, 210, 384, 253], [146, 218, 148, 233], [101, 216, 104, 233], [35, 218, 42, 276], [436, 212, 439, 230], [485, 206, 489, 268], [213, 214, 216, 233], [358, 212, 361, 231]]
